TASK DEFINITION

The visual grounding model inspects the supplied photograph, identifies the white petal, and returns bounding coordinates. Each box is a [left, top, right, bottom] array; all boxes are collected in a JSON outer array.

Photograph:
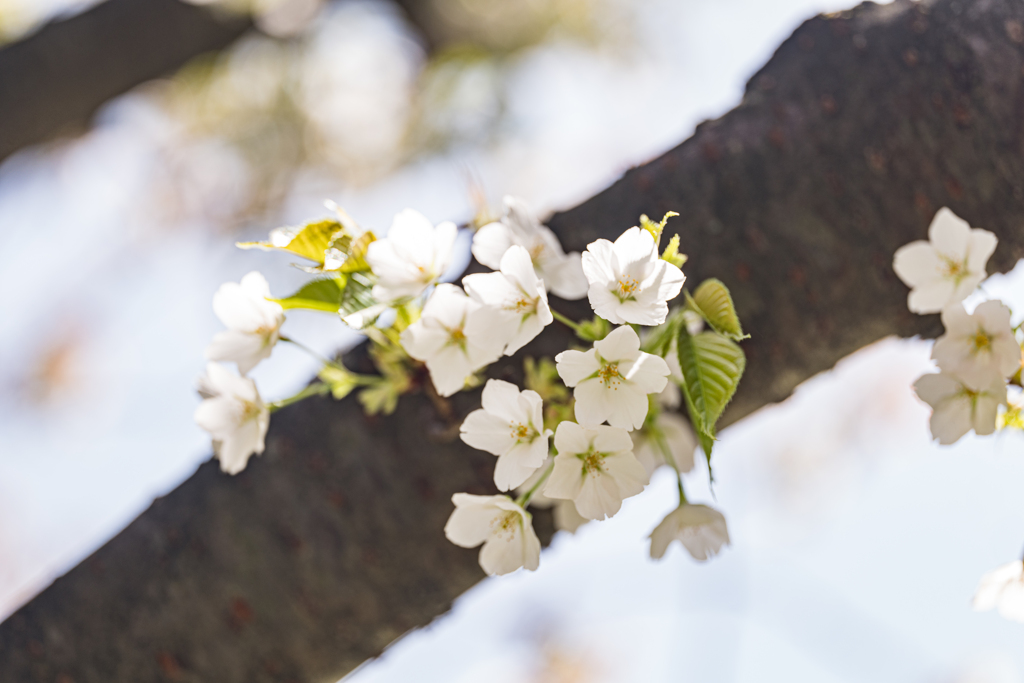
[[545, 253, 589, 300], [928, 207, 971, 259], [555, 349, 599, 387], [612, 227, 657, 269], [573, 379, 615, 426], [967, 228, 998, 273], [472, 222, 515, 270], [552, 420, 592, 456], [587, 286, 628, 325], [893, 241, 941, 289], [581, 239, 617, 286], [445, 495, 504, 548], [603, 451, 649, 498], [594, 325, 641, 362], [460, 409, 516, 456], [544, 452, 585, 502], [574, 472, 623, 520], [907, 279, 957, 314], [623, 352, 670, 393]]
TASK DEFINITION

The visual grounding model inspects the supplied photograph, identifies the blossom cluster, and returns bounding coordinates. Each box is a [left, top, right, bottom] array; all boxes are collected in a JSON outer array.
[[893, 208, 1024, 622], [195, 196, 748, 577]]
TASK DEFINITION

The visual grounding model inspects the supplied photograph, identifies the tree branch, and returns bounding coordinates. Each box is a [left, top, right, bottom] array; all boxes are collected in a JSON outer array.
[[4, 0, 1024, 680], [0, 0, 251, 164]]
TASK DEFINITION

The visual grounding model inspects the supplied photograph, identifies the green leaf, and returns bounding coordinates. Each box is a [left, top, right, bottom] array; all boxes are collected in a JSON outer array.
[[337, 230, 375, 273], [676, 327, 746, 467], [688, 278, 747, 341], [273, 277, 346, 312], [237, 219, 344, 264], [638, 211, 679, 244], [660, 233, 687, 268]]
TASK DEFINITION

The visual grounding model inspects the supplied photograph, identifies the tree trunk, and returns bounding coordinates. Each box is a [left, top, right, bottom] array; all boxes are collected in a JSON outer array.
[[4, 0, 1024, 680]]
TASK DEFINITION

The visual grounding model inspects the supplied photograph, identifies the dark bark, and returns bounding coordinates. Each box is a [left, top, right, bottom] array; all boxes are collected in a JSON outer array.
[[0, 0, 250, 164], [4, 0, 1024, 680]]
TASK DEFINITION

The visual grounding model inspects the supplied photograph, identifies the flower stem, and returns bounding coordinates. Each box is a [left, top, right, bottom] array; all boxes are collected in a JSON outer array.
[[551, 309, 582, 334], [281, 336, 338, 368], [516, 458, 555, 508], [268, 382, 330, 412]]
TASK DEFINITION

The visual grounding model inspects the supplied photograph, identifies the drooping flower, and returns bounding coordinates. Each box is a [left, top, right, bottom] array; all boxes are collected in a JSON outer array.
[[649, 504, 730, 561], [913, 369, 1006, 445], [472, 196, 588, 300], [460, 379, 552, 491], [893, 208, 997, 314], [555, 325, 670, 430], [631, 411, 696, 478], [463, 245, 553, 356], [973, 561, 1024, 622], [543, 421, 648, 520], [932, 301, 1021, 384], [444, 493, 541, 575], [205, 272, 285, 375], [400, 284, 502, 397], [194, 363, 270, 475], [581, 226, 685, 326], [365, 209, 458, 303]]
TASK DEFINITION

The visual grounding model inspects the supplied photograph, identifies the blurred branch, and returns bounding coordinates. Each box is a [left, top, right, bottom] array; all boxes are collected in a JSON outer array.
[[4, 0, 1024, 680], [0, 0, 251, 164]]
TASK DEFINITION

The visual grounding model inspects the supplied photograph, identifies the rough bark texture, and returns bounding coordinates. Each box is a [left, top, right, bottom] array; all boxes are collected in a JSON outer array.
[[5, 0, 1024, 680], [0, 0, 250, 164]]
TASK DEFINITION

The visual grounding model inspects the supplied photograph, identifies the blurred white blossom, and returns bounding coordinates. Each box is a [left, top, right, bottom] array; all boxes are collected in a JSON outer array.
[[914, 370, 1006, 445], [555, 325, 669, 430], [193, 363, 269, 475], [400, 284, 502, 396], [444, 493, 541, 575], [932, 301, 1020, 384], [649, 504, 730, 561], [366, 209, 458, 303], [631, 411, 696, 478], [205, 271, 285, 375], [460, 379, 551, 491], [581, 226, 685, 325], [973, 561, 1024, 622], [893, 208, 997, 314], [463, 245, 553, 356]]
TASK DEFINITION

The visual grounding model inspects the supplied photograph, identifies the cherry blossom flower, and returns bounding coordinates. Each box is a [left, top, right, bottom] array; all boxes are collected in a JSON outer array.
[[444, 493, 541, 575], [973, 561, 1024, 622], [366, 209, 458, 303], [400, 284, 502, 397], [543, 421, 648, 520], [515, 458, 589, 534], [913, 369, 1006, 445], [581, 226, 685, 325], [460, 379, 552, 491], [205, 272, 285, 375], [649, 504, 730, 561], [932, 301, 1021, 384], [463, 245, 553, 356], [555, 325, 670, 430], [472, 196, 588, 300], [631, 411, 696, 478], [194, 363, 270, 475], [893, 208, 997, 314]]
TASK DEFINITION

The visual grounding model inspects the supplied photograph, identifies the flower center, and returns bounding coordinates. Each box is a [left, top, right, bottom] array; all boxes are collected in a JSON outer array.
[[508, 296, 534, 314], [616, 276, 640, 301], [579, 448, 605, 477], [240, 399, 262, 423], [510, 422, 532, 440], [598, 362, 623, 388], [490, 511, 520, 541], [447, 326, 468, 350], [941, 257, 967, 282], [970, 328, 992, 354]]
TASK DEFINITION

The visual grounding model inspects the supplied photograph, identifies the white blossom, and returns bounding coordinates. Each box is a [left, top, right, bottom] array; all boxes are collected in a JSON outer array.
[[463, 245, 553, 356], [581, 226, 685, 325], [893, 208, 997, 314], [973, 561, 1024, 622], [649, 504, 730, 561], [631, 411, 696, 478], [444, 493, 541, 575], [366, 209, 458, 303], [514, 458, 589, 534], [205, 271, 285, 375], [460, 379, 552, 491], [914, 369, 1006, 445], [555, 325, 670, 430], [932, 301, 1020, 384], [472, 196, 588, 300], [194, 363, 270, 475], [543, 421, 648, 520], [400, 284, 502, 397]]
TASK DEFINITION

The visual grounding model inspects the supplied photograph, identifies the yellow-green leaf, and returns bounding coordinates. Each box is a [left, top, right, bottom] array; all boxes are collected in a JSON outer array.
[[237, 219, 344, 264], [689, 278, 746, 341], [273, 277, 346, 312]]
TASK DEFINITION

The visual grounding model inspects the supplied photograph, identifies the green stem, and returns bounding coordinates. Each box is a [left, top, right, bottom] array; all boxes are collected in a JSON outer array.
[[516, 458, 555, 508], [677, 471, 688, 506], [268, 382, 330, 412], [281, 336, 338, 368], [551, 309, 582, 334]]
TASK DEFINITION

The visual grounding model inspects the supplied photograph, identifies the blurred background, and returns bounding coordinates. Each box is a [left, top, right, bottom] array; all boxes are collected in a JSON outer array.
[[2, 0, 1024, 681]]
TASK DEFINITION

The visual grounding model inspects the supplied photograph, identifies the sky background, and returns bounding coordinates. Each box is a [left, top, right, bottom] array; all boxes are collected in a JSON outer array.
[[3, 0, 1024, 681]]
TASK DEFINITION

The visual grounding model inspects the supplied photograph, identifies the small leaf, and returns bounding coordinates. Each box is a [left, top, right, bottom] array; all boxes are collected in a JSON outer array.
[[638, 211, 679, 244], [273, 277, 346, 312], [237, 219, 344, 264], [660, 233, 687, 268], [676, 327, 746, 467], [338, 231, 376, 273], [689, 278, 746, 341]]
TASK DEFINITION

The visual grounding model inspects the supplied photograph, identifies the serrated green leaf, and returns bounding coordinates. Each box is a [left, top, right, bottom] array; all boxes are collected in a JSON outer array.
[[273, 277, 346, 312], [676, 327, 746, 468], [689, 278, 746, 341], [237, 219, 344, 264], [338, 230, 376, 273]]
